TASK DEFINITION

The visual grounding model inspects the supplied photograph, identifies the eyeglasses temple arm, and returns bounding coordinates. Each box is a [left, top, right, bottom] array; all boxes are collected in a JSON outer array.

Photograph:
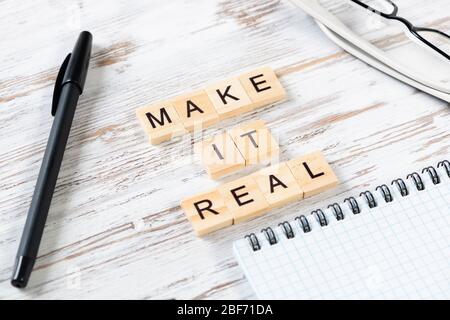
[[414, 27, 450, 40], [350, 0, 398, 17]]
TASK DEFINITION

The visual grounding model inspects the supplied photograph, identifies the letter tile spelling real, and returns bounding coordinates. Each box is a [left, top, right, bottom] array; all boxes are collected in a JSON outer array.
[[181, 151, 338, 236]]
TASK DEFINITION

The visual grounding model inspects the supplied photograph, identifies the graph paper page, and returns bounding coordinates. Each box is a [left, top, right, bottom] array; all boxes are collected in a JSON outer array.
[[233, 174, 450, 299]]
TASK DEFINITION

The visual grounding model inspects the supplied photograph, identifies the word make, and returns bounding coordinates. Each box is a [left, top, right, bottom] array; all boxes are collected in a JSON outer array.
[[136, 67, 286, 144]]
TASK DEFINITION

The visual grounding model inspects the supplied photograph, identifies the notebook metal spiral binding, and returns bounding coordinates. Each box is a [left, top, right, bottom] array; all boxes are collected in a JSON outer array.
[[295, 215, 311, 233], [375, 184, 393, 203], [344, 197, 360, 214], [328, 203, 344, 220], [438, 160, 450, 177], [244, 161, 448, 251], [279, 221, 295, 239], [360, 191, 377, 208], [391, 178, 409, 196], [422, 166, 440, 185], [245, 233, 261, 251], [312, 209, 328, 226], [261, 227, 278, 245], [406, 172, 424, 190]]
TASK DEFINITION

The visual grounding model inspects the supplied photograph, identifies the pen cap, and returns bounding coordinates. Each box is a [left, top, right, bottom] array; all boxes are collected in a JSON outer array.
[[62, 31, 93, 93]]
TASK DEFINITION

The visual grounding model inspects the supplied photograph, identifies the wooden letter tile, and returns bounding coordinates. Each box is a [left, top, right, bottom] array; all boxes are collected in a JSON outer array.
[[252, 163, 304, 209], [229, 120, 279, 165], [205, 77, 253, 120], [195, 132, 246, 179], [181, 189, 233, 236], [172, 90, 219, 132], [136, 102, 186, 145], [238, 66, 286, 109], [219, 176, 269, 224], [287, 151, 338, 198]]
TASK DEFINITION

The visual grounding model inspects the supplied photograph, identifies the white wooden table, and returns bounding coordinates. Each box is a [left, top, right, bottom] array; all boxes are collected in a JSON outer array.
[[1, 0, 449, 299]]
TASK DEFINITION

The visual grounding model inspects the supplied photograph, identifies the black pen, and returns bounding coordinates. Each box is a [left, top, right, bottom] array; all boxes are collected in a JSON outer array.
[[11, 31, 92, 288]]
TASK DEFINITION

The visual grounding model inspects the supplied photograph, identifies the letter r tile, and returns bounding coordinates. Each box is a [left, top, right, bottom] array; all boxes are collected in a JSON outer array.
[[205, 78, 253, 120], [136, 102, 186, 145], [181, 189, 233, 236]]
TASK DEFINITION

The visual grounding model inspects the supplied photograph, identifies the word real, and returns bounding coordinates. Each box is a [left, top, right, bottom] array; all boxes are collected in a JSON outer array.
[[196, 120, 279, 179], [136, 66, 286, 144], [181, 151, 338, 236]]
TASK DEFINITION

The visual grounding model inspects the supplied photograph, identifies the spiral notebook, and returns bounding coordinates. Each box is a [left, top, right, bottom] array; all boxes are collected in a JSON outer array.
[[233, 160, 450, 299]]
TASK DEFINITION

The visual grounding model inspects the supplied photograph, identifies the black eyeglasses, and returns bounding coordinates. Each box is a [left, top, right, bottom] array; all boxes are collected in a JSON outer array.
[[351, 0, 450, 61]]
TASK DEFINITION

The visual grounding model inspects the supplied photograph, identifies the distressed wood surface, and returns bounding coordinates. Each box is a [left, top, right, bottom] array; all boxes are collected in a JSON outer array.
[[0, 0, 449, 299]]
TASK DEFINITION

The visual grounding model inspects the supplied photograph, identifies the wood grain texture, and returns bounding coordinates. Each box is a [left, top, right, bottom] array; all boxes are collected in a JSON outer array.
[[0, 0, 449, 299]]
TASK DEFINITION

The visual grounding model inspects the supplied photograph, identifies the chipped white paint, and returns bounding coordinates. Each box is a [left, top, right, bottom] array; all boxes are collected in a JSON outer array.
[[0, 0, 449, 299]]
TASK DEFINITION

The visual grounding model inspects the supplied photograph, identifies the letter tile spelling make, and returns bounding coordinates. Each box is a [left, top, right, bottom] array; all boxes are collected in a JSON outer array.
[[136, 66, 286, 145], [238, 66, 286, 109], [205, 77, 254, 120], [136, 101, 186, 145], [172, 90, 219, 132]]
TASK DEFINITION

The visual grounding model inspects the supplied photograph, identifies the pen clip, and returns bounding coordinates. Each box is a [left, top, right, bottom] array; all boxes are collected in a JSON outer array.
[[52, 53, 71, 116]]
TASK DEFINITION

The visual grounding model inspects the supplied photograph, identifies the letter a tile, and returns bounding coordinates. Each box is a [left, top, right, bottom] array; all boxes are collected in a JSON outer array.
[[172, 90, 219, 132], [252, 162, 304, 209]]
